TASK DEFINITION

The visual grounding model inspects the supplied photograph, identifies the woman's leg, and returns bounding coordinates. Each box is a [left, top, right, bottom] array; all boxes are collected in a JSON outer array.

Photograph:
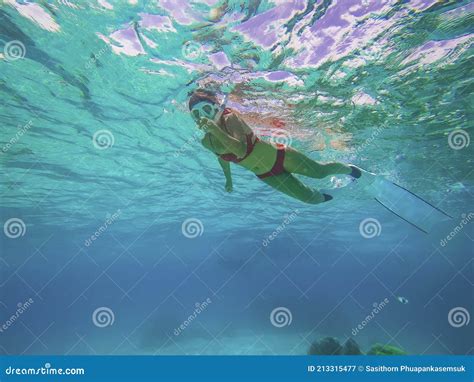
[[283, 149, 351, 179], [259, 172, 327, 204]]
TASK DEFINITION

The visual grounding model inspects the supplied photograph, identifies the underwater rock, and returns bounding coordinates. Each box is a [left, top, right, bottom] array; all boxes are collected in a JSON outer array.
[[308, 337, 343, 355], [342, 338, 362, 355], [367, 344, 407, 355]]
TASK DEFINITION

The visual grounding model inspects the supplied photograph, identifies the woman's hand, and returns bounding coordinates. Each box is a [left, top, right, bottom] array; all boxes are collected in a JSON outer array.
[[225, 180, 233, 193], [199, 118, 218, 133]]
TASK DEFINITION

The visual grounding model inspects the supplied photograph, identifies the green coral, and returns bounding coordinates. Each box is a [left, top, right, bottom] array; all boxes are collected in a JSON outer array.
[[367, 344, 407, 356], [308, 338, 407, 355]]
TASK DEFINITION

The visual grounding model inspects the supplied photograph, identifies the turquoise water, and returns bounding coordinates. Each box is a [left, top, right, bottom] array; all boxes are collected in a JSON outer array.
[[0, 0, 473, 355]]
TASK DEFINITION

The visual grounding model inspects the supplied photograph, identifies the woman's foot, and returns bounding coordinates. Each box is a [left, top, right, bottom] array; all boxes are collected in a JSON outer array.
[[323, 193, 333, 202], [307, 191, 333, 204], [348, 165, 362, 179]]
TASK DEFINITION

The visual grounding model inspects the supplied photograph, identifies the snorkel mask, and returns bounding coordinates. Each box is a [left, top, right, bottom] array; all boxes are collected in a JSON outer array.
[[191, 101, 220, 123], [190, 93, 228, 124]]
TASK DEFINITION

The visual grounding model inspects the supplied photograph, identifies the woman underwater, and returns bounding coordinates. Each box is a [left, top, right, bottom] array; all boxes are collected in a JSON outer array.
[[189, 89, 361, 204]]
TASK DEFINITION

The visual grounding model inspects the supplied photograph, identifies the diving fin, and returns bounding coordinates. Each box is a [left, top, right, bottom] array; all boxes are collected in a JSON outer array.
[[322, 167, 453, 233], [362, 172, 453, 233]]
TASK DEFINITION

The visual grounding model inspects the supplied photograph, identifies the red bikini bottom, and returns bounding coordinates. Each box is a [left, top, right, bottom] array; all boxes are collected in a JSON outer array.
[[256, 148, 286, 179]]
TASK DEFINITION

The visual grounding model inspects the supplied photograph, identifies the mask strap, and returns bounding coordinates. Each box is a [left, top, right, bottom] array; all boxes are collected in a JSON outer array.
[[214, 93, 229, 122]]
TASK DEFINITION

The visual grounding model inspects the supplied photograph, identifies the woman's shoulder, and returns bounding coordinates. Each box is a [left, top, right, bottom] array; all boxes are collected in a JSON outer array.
[[223, 107, 233, 116], [222, 108, 240, 124], [222, 108, 249, 128], [220, 108, 254, 136]]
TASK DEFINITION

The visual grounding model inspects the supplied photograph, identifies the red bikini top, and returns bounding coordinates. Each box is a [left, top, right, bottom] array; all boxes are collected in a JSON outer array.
[[219, 133, 258, 163], [218, 109, 258, 163]]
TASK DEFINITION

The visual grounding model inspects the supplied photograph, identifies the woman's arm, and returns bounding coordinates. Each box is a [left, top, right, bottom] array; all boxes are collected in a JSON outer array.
[[218, 157, 233, 192], [200, 118, 247, 158], [223, 113, 254, 135], [201, 134, 233, 192]]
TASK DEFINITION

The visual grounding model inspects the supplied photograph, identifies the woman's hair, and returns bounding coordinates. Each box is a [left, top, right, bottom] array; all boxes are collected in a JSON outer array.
[[188, 89, 218, 110]]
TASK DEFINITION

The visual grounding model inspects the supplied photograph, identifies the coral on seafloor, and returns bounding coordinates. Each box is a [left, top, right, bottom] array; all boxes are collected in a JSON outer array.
[[342, 338, 363, 355], [366, 344, 407, 355], [308, 337, 343, 355], [307, 337, 405, 355], [308, 337, 362, 355]]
